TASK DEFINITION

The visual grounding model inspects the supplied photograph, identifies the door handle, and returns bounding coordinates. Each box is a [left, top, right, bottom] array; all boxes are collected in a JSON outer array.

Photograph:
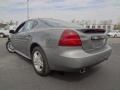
[[27, 35, 31, 37], [25, 35, 31, 39]]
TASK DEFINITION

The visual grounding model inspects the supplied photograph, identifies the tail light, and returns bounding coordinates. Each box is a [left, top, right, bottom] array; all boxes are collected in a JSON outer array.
[[59, 29, 82, 46]]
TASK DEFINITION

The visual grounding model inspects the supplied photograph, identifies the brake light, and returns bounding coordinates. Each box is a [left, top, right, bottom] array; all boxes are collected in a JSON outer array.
[[59, 29, 82, 46]]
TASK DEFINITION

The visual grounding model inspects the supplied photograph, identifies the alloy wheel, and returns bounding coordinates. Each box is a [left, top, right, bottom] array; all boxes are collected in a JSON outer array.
[[33, 50, 44, 72]]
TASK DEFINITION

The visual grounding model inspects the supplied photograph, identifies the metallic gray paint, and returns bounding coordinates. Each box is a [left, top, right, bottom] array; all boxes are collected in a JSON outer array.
[[10, 19, 112, 71]]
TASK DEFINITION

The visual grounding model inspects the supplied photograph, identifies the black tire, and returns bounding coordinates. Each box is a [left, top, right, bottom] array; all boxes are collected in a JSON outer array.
[[32, 47, 50, 76], [6, 40, 15, 53]]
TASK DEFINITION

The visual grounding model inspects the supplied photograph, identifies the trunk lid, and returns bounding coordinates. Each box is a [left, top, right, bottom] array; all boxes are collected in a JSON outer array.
[[76, 29, 107, 52]]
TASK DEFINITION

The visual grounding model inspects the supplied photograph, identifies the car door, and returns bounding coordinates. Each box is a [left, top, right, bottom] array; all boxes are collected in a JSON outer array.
[[12, 20, 38, 56], [11, 22, 26, 52]]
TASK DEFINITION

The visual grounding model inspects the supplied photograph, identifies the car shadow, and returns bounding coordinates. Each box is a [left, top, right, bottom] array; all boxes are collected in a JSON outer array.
[[15, 53, 101, 82], [15, 53, 32, 65], [49, 66, 101, 82]]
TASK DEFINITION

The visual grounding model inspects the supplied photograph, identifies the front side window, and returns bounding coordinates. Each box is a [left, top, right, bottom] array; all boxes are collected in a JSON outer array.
[[15, 22, 25, 33], [23, 20, 38, 32], [17, 20, 38, 33]]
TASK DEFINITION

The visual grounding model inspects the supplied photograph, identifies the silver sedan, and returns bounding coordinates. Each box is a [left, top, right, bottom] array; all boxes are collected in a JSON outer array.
[[6, 18, 112, 76]]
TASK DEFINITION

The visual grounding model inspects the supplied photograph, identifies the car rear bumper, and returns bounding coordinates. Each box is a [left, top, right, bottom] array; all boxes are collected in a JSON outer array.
[[45, 45, 112, 71]]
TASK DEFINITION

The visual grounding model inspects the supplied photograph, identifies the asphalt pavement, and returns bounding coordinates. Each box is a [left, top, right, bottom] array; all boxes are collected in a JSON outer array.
[[0, 38, 120, 90]]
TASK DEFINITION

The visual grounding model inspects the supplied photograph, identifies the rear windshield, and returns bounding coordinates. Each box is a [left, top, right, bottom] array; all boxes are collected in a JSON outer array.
[[40, 19, 81, 28]]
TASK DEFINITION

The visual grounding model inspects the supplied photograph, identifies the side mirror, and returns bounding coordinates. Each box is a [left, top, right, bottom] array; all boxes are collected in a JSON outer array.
[[9, 30, 15, 34]]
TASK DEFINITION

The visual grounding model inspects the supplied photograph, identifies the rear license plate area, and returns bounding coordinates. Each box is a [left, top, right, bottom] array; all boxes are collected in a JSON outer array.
[[91, 36, 105, 40], [91, 36, 106, 48]]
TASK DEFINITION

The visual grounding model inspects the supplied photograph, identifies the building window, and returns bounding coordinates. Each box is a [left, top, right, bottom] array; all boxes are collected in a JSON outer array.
[[98, 25, 101, 29], [103, 25, 106, 29], [92, 25, 95, 29], [86, 26, 90, 28], [107, 25, 111, 30]]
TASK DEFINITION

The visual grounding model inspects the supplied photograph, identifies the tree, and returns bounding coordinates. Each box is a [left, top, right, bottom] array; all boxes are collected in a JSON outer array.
[[9, 20, 14, 25], [0, 23, 7, 29], [114, 22, 120, 30]]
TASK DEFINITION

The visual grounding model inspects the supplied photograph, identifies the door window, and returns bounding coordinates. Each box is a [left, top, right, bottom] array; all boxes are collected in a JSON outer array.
[[15, 22, 25, 33], [23, 20, 38, 32], [16, 20, 38, 33]]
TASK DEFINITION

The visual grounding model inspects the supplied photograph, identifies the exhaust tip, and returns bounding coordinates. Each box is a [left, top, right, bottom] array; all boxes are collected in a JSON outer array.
[[80, 68, 86, 74]]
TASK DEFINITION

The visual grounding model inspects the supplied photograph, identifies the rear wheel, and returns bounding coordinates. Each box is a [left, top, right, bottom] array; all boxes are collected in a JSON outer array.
[[32, 47, 50, 76], [6, 41, 15, 53]]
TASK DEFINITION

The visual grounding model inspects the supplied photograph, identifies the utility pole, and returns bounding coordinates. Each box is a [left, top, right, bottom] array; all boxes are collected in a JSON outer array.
[[27, 0, 30, 19]]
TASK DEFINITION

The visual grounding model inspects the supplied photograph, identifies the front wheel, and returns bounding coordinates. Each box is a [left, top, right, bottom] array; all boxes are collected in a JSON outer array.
[[32, 47, 50, 76], [6, 41, 15, 53]]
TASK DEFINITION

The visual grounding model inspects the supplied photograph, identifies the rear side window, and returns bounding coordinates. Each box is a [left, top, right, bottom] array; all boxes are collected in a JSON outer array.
[[38, 21, 51, 28], [45, 19, 81, 28], [39, 19, 81, 28]]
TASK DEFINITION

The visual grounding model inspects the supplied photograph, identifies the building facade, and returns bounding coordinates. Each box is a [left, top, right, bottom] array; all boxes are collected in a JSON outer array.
[[81, 24, 114, 31], [72, 19, 114, 32]]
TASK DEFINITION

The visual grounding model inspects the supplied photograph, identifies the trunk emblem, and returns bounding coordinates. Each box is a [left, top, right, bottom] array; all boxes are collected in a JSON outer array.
[[91, 36, 105, 40]]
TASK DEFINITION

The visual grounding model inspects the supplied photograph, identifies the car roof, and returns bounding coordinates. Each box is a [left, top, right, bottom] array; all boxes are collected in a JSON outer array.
[[27, 18, 65, 22]]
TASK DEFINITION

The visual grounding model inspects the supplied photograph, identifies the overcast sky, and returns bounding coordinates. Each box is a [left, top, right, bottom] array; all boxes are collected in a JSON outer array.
[[0, 0, 120, 23]]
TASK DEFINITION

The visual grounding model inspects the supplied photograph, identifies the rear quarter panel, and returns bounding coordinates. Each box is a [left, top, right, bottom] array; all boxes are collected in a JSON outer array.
[[31, 28, 64, 48], [29, 28, 65, 68]]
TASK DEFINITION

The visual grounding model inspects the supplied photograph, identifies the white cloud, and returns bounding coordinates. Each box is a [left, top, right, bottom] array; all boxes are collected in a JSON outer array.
[[65, 0, 93, 6], [28, 6, 120, 23], [0, 0, 120, 23]]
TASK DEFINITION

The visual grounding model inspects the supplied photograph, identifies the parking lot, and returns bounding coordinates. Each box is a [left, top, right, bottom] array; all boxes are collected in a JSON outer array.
[[0, 38, 120, 90]]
